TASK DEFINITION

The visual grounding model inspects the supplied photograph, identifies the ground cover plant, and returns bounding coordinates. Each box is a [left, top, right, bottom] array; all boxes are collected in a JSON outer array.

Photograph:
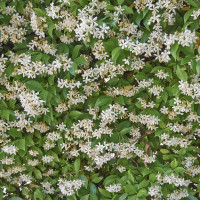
[[0, 0, 200, 199]]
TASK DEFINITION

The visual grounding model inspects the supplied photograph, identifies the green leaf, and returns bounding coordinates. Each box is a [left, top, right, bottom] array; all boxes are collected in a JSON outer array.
[[74, 158, 80, 174], [171, 159, 178, 169], [4, 63, 14, 78], [135, 72, 148, 80], [25, 135, 34, 146], [34, 8, 46, 17], [119, 127, 131, 135], [114, 96, 125, 105], [92, 176, 103, 183], [143, 7, 149, 18], [104, 38, 118, 52], [17, 1, 24, 13], [155, 167, 165, 173], [111, 47, 121, 64], [34, 169, 42, 179], [158, 120, 165, 128], [174, 167, 185, 173], [74, 56, 88, 66], [160, 149, 169, 154], [149, 173, 156, 182], [196, 61, 200, 74], [171, 42, 179, 60], [42, 54, 51, 64], [0, 2, 6, 10], [137, 188, 148, 197], [79, 174, 88, 188], [188, 196, 198, 200], [69, 111, 83, 120], [26, 80, 44, 92], [48, 76, 55, 86], [185, 0, 198, 7], [90, 194, 98, 200], [122, 5, 133, 14], [138, 180, 149, 189], [143, 12, 152, 31], [184, 9, 195, 23], [34, 188, 45, 200], [103, 175, 118, 186], [1, 109, 10, 121], [179, 148, 186, 156], [117, 0, 125, 5], [8, 128, 22, 138], [127, 170, 135, 184], [9, 197, 23, 200], [69, 63, 78, 76], [119, 194, 127, 200], [17, 139, 25, 151], [50, 150, 59, 162], [90, 183, 97, 194], [150, 66, 163, 73], [0, 188, 3, 200], [125, 185, 137, 195], [48, 23, 55, 38], [161, 90, 168, 103], [72, 45, 83, 59], [176, 66, 188, 81], [32, 53, 43, 62], [99, 189, 111, 198], [80, 195, 89, 200], [95, 96, 112, 107], [79, 0, 88, 6], [135, 12, 143, 26], [9, 99, 16, 109]]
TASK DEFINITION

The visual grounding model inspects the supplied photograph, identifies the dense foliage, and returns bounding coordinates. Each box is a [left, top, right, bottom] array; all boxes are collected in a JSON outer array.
[[0, 0, 200, 199]]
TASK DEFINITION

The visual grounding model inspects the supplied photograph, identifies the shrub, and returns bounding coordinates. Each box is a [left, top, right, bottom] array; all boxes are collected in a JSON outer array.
[[0, 0, 200, 199]]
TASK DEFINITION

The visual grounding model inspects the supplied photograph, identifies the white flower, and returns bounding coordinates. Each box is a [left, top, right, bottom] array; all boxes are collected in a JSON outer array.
[[42, 182, 55, 194], [155, 70, 169, 79], [2, 145, 18, 155], [58, 179, 85, 196], [42, 155, 54, 163], [116, 166, 126, 173], [105, 184, 122, 193], [148, 185, 160, 196], [1, 157, 14, 165]]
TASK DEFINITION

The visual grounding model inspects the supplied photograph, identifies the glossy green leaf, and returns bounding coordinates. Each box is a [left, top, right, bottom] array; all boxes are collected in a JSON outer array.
[[34, 169, 42, 179], [176, 66, 188, 81], [171, 42, 179, 60], [26, 80, 44, 92], [117, 0, 125, 5], [74, 56, 88, 66], [185, 0, 198, 7], [72, 45, 83, 59], [69, 111, 83, 120], [17, 139, 25, 151], [174, 167, 185, 173], [48, 23, 55, 38], [92, 176, 103, 183], [99, 189, 111, 198], [95, 96, 112, 107], [9, 197, 23, 200], [171, 159, 178, 169], [137, 188, 148, 197], [74, 157, 80, 174], [111, 47, 121, 64], [122, 5, 133, 14]]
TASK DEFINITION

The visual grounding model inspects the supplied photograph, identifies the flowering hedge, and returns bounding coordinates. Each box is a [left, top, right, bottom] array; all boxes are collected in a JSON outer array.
[[0, 0, 200, 199]]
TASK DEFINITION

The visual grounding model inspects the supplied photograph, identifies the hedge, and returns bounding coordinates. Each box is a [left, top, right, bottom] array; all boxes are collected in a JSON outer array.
[[0, 0, 200, 199]]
